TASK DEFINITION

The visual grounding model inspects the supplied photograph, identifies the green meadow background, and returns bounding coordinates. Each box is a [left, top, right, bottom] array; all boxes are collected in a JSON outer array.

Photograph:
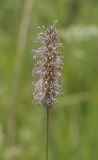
[[0, 0, 98, 159]]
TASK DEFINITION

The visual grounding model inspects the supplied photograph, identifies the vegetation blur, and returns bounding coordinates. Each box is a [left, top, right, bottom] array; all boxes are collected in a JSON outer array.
[[0, 0, 98, 159]]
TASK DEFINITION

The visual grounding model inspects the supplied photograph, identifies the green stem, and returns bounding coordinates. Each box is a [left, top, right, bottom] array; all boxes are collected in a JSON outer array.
[[46, 108, 49, 160]]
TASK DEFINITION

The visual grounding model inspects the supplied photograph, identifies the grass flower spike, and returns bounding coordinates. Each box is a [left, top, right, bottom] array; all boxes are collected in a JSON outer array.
[[33, 25, 63, 108]]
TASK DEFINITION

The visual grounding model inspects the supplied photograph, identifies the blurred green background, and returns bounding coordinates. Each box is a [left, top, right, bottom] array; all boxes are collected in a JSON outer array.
[[0, 0, 98, 159]]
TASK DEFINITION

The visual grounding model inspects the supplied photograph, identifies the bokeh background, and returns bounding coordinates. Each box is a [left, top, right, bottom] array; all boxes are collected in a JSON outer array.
[[0, 0, 98, 159]]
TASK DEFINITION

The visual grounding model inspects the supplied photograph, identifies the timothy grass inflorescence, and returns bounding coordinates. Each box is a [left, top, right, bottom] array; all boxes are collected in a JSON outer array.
[[33, 25, 63, 108]]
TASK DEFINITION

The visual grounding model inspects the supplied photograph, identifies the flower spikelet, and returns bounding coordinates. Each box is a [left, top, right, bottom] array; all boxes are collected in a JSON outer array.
[[33, 25, 63, 108]]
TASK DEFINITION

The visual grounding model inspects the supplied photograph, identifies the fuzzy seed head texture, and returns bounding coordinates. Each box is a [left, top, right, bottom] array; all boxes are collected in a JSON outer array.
[[33, 25, 63, 108]]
